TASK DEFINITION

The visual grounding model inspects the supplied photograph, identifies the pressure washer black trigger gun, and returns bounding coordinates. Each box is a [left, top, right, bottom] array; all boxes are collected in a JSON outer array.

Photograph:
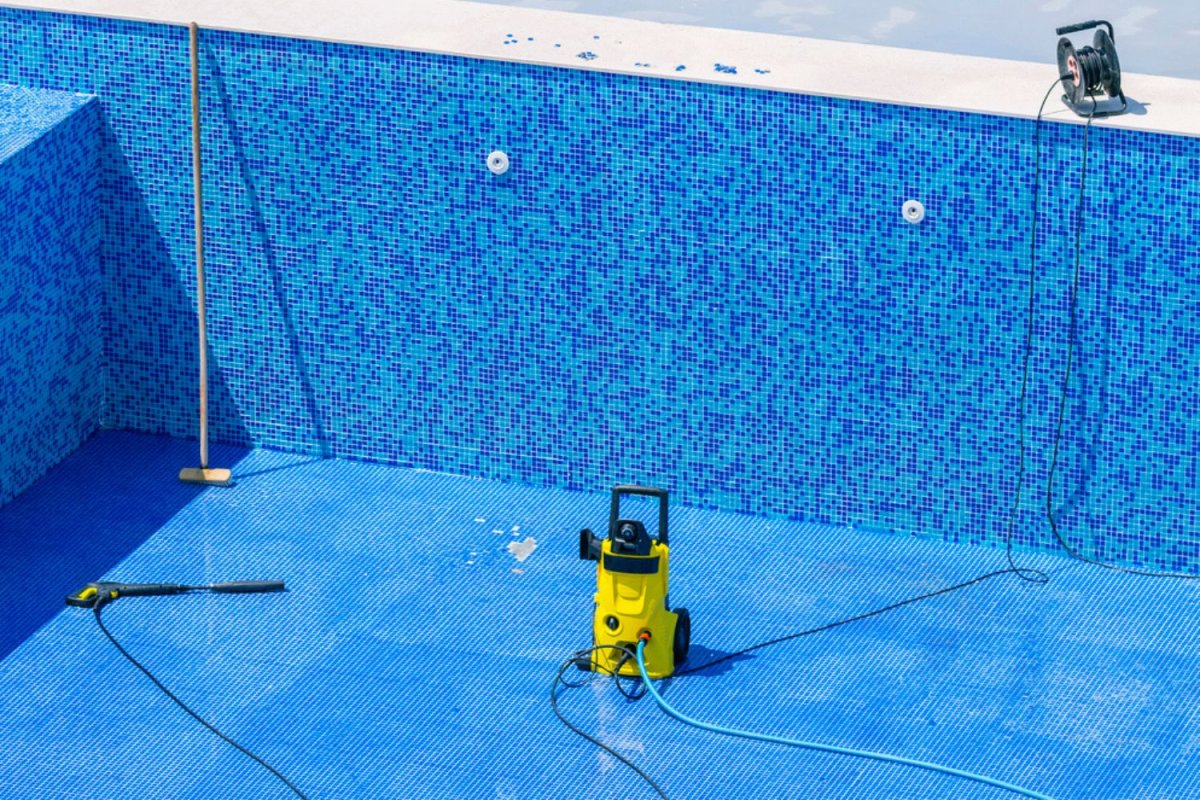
[[62, 575, 295, 795], [66, 580, 287, 610]]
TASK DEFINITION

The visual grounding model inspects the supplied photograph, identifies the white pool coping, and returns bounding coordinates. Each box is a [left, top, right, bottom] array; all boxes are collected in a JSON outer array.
[[3, 0, 1199, 138]]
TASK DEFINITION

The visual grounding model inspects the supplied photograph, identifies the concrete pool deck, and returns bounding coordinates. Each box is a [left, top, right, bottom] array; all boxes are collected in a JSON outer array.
[[3, 0, 1199, 138], [0, 431, 1197, 798]]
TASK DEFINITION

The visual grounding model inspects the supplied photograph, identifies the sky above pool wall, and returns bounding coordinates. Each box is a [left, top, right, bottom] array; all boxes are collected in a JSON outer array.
[[470, 0, 1200, 80]]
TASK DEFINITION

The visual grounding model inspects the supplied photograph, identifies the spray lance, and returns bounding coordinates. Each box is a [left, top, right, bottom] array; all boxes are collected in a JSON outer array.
[[65, 578, 307, 798], [66, 579, 286, 610]]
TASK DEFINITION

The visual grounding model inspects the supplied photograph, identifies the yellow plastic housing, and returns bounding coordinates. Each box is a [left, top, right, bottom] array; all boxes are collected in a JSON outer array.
[[591, 538, 680, 678]]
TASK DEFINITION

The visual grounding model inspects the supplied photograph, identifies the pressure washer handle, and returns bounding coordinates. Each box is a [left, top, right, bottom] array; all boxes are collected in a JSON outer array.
[[609, 484, 669, 546], [204, 581, 287, 594]]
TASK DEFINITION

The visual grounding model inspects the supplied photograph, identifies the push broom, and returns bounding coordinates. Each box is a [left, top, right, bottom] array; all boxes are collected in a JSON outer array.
[[179, 22, 232, 487]]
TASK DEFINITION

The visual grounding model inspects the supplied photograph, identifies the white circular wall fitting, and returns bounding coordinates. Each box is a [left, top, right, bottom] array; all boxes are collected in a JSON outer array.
[[902, 199, 925, 224], [487, 150, 510, 176]]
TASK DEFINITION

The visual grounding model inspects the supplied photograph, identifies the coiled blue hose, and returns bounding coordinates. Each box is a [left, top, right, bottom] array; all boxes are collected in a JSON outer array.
[[635, 639, 1054, 800]]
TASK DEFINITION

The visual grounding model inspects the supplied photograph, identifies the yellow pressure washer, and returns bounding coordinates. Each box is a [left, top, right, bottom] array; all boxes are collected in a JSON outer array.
[[579, 485, 690, 679]]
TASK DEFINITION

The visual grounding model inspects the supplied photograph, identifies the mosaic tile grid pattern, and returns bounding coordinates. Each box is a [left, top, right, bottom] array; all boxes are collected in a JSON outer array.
[[1079, 137, 1200, 572], [0, 82, 88, 159], [0, 8, 1196, 573], [3, 432, 1199, 799], [0, 11, 249, 449], [0, 83, 101, 506]]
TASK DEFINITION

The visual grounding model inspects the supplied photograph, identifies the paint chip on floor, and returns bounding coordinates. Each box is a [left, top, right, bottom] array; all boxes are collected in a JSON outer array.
[[507, 536, 537, 562]]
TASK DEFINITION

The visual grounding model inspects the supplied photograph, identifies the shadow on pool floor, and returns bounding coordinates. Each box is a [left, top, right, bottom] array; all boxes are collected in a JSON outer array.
[[0, 430, 250, 660]]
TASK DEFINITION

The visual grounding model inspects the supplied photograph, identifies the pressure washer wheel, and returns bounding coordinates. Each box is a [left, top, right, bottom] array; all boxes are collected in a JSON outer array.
[[673, 608, 691, 666]]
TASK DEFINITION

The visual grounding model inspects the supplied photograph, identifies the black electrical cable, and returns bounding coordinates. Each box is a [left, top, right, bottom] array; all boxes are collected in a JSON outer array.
[[552, 564, 1042, 800], [675, 567, 1018, 677], [549, 81, 1076, 799], [92, 602, 308, 799], [1073, 48, 1107, 95], [550, 645, 667, 799], [553, 75, 1200, 800], [652, 83, 1078, 685], [1040, 97, 1200, 580], [1002, 77, 1066, 585], [555, 71, 1200, 797]]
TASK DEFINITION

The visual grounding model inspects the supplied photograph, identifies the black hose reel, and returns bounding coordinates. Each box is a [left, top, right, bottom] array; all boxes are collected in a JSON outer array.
[[1056, 19, 1127, 117]]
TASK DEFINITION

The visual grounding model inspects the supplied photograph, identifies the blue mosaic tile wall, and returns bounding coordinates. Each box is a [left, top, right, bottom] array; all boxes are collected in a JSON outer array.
[[0, 8, 1195, 573], [0, 83, 101, 506]]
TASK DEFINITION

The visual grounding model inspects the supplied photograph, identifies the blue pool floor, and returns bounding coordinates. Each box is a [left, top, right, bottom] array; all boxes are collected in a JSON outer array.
[[1, 431, 1198, 799]]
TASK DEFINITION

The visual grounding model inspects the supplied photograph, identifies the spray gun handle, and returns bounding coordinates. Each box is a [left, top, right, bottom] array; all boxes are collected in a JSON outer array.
[[609, 485, 670, 546], [65, 582, 190, 608]]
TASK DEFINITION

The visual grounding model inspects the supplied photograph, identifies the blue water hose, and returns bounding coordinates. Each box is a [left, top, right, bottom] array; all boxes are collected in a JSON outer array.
[[634, 639, 1054, 800]]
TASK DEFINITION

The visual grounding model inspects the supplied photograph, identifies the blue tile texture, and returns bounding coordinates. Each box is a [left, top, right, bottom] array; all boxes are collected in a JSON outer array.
[[0, 82, 101, 506], [0, 82, 90, 160], [0, 8, 1196, 573], [1, 432, 1198, 799]]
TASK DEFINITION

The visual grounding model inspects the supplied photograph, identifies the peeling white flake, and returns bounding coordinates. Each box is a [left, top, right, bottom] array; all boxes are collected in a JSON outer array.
[[507, 536, 538, 562]]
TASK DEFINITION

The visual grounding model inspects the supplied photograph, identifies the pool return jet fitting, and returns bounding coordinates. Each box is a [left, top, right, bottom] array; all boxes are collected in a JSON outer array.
[[179, 22, 232, 487]]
